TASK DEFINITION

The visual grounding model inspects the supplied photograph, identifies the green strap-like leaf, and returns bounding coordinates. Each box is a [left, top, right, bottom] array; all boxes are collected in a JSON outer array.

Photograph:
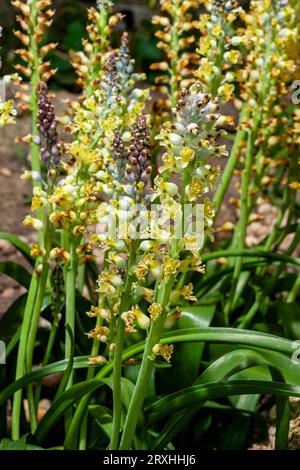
[[0, 327, 296, 406], [0, 356, 93, 406], [152, 349, 288, 449], [37, 377, 134, 446], [0, 232, 34, 266], [201, 249, 300, 267], [54, 323, 75, 400], [146, 380, 300, 424], [0, 434, 43, 450], [0, 261, 31, 289]]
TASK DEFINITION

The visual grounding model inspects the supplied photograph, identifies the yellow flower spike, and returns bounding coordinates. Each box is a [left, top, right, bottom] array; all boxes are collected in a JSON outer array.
[[121, 310, 137, 334], [152, 343, 174, 363], [49, 210, 76, 228], [185, 177, 206, 202], [163, 256, 180, 277], [49, 247, 70, 262], [148, 303, 163, 321], [142, 288, 155, 304], [30, 244, 46, 257], [181, 283, 197, 302], [86, 306, 111, 320], [87, 326, 110, 342], [0, 100, 17, 128], [72, 225, 86, 236], [180, 147, 195, 167], [88, 356, 107, 365], [23, 215, 43, 231], [31, 196, 47, 211], [289, 182, 300, 190], [212, 25, 222, 38], [164, 308, 182, 329], [132, 305, 151, 330], [151, 0, 199, 104]]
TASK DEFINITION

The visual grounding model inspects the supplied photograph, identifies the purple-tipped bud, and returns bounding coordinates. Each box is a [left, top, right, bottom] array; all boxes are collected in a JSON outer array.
[[37, 82, 60, 169]]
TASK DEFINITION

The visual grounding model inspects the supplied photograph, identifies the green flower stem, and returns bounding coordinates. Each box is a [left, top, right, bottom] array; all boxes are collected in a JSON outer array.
[[260, 224, 300, 315], [65, 255, 109, 450], [111, 243, 137, 450], [34, 311, 60, 409], [25, 260, 49, 432], [77, 263, 85, 294], [85, 1, 109, 97], [11, 268, 39, 440], [78, 316, 103, 450], [65, 241, 77, 389], [213, 126, 246, 217], [25, 216, 52, 431], [63, 241, 77, 433], [29, 0, 43, 245], [76, 253, 110, 451], [233, 147, 297, 313], [224, 129, 254, 323], [169, 0, 180, 107], [11, 0, 44, 438], [119, 273, 175, 450], [255, 170, 292, 278], [42, 315, 60, 367], [239, 224, 300, 329], [287, 274, 300, 303]]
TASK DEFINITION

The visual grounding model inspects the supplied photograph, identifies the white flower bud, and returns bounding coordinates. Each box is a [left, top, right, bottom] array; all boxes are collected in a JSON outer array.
[[169, 133, 183, 145]]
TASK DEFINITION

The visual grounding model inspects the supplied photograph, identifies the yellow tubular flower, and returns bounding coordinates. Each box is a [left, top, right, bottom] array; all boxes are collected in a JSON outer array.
[[151, 0, 199, 107], [13, 0, 57, 112], [152, 343, 174, 363], [195, 0, 244, 101], [148, 303, 163, 321]]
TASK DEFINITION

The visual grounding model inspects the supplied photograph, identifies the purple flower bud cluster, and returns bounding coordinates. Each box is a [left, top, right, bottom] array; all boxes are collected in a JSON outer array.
[[37, 82, 60, 167], [112, 131, 127, 180], [112, 116, 152, 201], [126, 115, 152, 189], [116, 32, 134, 78], [102, 55, 121, 100]]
